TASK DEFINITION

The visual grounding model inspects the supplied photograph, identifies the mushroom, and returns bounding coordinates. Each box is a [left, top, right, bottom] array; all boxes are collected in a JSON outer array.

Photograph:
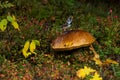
[[51, 30, 95, 51]]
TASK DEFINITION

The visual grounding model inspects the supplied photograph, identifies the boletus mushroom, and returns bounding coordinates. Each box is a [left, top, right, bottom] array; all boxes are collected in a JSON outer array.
[[51, 30, 95, 51]]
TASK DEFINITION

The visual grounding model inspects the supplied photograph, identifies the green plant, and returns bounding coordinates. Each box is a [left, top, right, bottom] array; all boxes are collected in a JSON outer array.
[[103, 10, 120, 55], [112, 64, 120, 79], [0, 15, 20, 31], [0, 1, 14, 9]]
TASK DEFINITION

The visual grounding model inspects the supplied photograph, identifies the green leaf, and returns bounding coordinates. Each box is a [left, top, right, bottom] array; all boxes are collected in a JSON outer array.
[[7, 15, 14, 22], [11, 21, 20, 31], [7, 3, 14, 7], [32, 40, 40, 46], [0, 22, 3, 27], [0, 20, 7, 31], [0, 1, 14, 9], [1, 19, 8, 25], [114, 47, 120, 54]]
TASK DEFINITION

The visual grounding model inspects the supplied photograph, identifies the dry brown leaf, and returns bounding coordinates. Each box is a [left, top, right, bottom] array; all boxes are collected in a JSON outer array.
[[39, 19, 46, 26]]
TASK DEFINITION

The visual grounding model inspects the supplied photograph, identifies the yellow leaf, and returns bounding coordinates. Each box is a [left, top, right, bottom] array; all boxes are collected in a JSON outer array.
[[32, 40, 40, 46], [90, 72, 102, 80], [94, 52, 100, 59], [12, 15, 16, 21], [22, 49, 27, 58], [92, 50, 103, 67], [0, 25, 6, 31], [22, 49, 31, 58], [11, 21, 20, 31], [22, 41, 32, 58], [93, 57, 103, 67], [104, 58, 119, 65], [23, 40, 30, 52], [76, 66, 96, 79], [30, 41, 37, 54], [89, 45, 100, 59], [0, 19, 7, 31]]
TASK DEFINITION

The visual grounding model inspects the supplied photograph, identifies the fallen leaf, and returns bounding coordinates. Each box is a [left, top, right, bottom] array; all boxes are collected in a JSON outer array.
[[76, 66, 96, 79], [11, 21, 20, 31], [22, 41, 31, 58], [7, 15, 14, 22], [0, 23, 7, 31], [104, 58, 119, 65], [32, 40, 40, 46], [23, 40, 30, 52], [22, 49, 32, 58], [12, 15, 16, 21], [93, 57, 103, 67], [90, 72, 102, 80], [89, 45, 100, 58], [30, 41, 37, 54], [1, 19, 8, 25], [90, 45, 103, 67]]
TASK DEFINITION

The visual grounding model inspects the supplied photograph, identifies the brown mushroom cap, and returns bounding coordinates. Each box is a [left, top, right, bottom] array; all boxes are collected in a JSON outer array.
[[51, 30, 95, 51]]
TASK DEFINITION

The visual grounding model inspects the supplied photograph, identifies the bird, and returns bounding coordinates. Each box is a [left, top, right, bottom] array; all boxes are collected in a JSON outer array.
[[62, 16, 73, 31]]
